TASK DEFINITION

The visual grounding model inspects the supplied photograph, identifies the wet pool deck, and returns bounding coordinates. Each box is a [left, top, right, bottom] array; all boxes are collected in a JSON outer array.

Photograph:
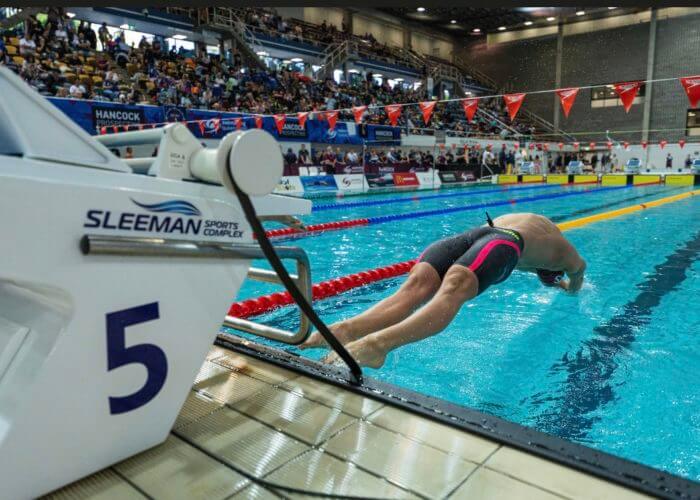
[[44, 343, 661, 499]]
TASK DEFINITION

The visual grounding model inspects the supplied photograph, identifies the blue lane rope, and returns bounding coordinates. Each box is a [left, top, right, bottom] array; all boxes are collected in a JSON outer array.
[[364, 185, 633, 225], [312, 182, 567, 211]]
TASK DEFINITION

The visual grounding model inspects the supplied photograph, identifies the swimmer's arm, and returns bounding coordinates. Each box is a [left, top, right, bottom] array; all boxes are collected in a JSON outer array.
[[561, 255, 586, 293]]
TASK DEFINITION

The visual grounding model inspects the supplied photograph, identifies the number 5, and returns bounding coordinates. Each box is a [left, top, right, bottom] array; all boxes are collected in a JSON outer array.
[[106, 303, 168, 415]]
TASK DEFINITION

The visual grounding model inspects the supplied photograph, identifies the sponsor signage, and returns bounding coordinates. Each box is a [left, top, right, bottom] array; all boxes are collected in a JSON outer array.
[[438, 171, 475, 183], [273, 176, 304, 195], [299, 175, 338, 192], [416, 171, 440, 188], [278, 120, 308, 139], [366, 173, 396, 188], [392, 172, 419, 186], [334, 174, 366, 192], [92, 105, 144, 130]]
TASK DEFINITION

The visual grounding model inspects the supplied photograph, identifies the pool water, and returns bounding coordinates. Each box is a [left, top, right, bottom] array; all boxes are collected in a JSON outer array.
[[230, 182, 700, 481]]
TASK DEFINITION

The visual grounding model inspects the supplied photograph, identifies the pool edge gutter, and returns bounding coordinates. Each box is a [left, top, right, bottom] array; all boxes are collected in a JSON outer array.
[[216, 334, 700, 500]]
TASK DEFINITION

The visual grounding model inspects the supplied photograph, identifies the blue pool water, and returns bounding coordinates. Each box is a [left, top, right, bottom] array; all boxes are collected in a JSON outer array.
[[230, 183, 700, 480]]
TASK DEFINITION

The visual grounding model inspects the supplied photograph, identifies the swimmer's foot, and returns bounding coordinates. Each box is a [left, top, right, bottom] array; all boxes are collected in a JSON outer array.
[[322, 335, 387, 369], [299, 321, 360, 349]]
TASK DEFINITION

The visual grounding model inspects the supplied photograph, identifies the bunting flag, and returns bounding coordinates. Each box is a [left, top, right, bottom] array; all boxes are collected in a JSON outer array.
[[461, 98, 479, 123], [558, 142, 564, 150], [197, 120, 205, 135], [679, 139, 686, 149], [254, 116, 263, 129], [659, 139, 667, 150], [555, 87, 579, 118], [504, 93, 526, 121], [623, 141, 629, 150], [100, 126, 107, 135], [573, 142, 580, 150], [641, 140, 648, 149], [613, 81, 642, 113], [589, 142, 596, 149], [680, 76, 700, 107], [234, 117, 243, 130], [297, 112, 309, 128], [122, 125, 130, 132], [385, 104, 402, 126], [351, 106, 367, 124], [138, 124, 145, 131], [326, 110, 339, 130], [273, 114, 286, 134], [112, 126, 119, 133], [418, 101, 437, 125]]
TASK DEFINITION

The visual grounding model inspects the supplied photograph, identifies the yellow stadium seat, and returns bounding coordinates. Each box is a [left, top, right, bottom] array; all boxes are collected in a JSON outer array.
[[145, 81, 155, 91], [12, 56, 24, 65], [9, 37, 19, 46], [86, 57, 96, 66], [92, 76, 103, 85], [63, 73, 77, 83], [126, 63, 138, 75], [78, 74, 91, 85], [5, 45, 17, 55], [83, 65, 94, 74]]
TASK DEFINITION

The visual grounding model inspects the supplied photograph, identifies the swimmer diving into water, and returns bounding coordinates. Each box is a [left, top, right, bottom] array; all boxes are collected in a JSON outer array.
[[302, 212, 586, 368]]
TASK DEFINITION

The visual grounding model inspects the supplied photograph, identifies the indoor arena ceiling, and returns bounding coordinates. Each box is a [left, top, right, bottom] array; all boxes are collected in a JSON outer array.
[[377, 7, 646, 35]]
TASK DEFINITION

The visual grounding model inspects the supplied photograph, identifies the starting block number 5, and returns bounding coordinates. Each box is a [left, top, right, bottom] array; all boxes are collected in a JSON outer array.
[[106, 303, 168, 415]]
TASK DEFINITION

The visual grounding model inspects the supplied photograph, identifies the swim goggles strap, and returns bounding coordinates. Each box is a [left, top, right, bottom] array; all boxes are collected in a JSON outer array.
[[485, 211, 495, 227]]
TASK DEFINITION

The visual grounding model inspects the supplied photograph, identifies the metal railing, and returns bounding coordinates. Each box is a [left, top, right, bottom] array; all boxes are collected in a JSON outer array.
[[81, 234, 313, 344]]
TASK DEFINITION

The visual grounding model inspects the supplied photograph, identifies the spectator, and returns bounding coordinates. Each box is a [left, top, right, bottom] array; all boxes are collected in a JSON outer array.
[[69, 81, 86, 98], [686, 154, 693, 169], [125, 147, 134, 159], [298, 144, 310, 164], [666, 153, 673, 170], [284, 147, 297, 165], [19, 34, 37, 57], [98, 22, 111, 49]]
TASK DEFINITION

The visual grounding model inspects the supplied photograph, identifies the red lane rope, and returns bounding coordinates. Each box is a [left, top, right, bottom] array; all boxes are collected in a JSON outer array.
[[228, 259, 418, 318]]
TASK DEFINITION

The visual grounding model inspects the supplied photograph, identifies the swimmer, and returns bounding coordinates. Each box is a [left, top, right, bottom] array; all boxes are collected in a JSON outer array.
[[302, 212, 586, 368]]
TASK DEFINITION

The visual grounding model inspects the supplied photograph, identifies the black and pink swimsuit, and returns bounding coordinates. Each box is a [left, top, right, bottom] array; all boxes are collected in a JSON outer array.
[[418, 226, 524, 295]]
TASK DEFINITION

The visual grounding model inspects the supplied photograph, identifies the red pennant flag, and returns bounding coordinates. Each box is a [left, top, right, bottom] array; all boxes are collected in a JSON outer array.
[[461, 98, 479, 123], [197, 120, 205, 135], [112, 126, 119, 133], [606, 140, 613, 150], [680, 76, 700, 108], [589, 142, 596, 149], [641, 140, 648, 149], [439, 143, 445, 150], [613, 81, 642, 113], [351, 106, 367, 124], [556, 87, 579, 118], [504, 93, 526, 121], [326, 110, 339, 131], [623, 141, 629, 150], [418, 101, 437, 125], [385, 104, 402, 126], [214, 118, 221, 132], [273, 114, 286, 134], [234, 117, 243, 130], [679, 139, 686, 149], [100, 126, 107, 135], [254, 116, 263, 129], [558, 142, 564, 150], [573, 142, 580, 150], [297, 112, 309, 128], [659, 139, 667, 150]]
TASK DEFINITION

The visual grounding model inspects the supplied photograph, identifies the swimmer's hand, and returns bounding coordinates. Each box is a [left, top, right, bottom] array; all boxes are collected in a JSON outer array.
[[322, 335, 387, 369]]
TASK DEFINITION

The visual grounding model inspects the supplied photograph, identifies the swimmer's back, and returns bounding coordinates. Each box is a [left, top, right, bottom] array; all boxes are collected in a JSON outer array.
[[491, 213, 561, 238]]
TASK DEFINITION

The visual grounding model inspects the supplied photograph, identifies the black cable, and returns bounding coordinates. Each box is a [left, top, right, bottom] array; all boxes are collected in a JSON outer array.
[[226, 158, 363, 385]]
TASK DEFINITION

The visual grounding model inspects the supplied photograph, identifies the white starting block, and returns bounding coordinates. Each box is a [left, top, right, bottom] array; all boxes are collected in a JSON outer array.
[[0, 67, 311, 498], [691, 158, 700, 174], [566, 160, 584, 174], [624, 157, 642, 174]]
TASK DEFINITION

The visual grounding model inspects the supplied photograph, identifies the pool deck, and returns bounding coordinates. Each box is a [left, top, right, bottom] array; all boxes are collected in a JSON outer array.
[[46, 337, 698, 500]]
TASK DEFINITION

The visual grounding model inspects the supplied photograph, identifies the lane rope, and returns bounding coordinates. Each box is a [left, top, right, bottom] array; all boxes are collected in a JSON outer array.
[[264, 183, 623, 239], [232, 189, 698, 319]]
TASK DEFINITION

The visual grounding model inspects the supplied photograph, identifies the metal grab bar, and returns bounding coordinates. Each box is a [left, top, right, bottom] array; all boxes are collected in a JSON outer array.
[[81, 234, 313, 343]]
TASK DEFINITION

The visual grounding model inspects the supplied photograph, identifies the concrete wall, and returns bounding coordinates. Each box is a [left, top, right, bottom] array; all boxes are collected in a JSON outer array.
[[302, 7, 344, 30], [412, 32, 454, 60], [457, 9, 700, 143], [353, 14, 404, 48]]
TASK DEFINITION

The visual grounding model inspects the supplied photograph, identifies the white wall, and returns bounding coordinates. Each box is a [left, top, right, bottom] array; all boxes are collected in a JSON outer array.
[[352, 15, 404, 47], [303, 7, 344, 30], [608, 143, 700, 171], [411, 32, 453, 60]]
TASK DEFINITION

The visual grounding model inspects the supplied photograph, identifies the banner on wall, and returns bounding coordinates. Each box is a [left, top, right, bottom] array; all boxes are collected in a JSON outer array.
[[392, 172, 419, 186], [416, 171, 440, 188], [334, 174, 366, 192], [273, 176, 304, 195], [299, 175, 338, 192], [366, 173, 396, 188], [438, 171, 476, 184]]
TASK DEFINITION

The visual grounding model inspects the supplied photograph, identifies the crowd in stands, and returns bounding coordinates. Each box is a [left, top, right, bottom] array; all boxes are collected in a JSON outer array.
[[1, 7, 535, 139]]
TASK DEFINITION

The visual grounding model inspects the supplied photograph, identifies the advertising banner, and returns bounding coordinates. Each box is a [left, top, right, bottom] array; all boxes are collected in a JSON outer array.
[[334, 174, 366, 192], [392, 172, 419, 186], [273, 176, 304, 196], [416, 171, 441, 189], [299, 175, 338, 192], [366, 173, 396, 188], [49, 98, 161, 134], [438, 171, 476, 184]]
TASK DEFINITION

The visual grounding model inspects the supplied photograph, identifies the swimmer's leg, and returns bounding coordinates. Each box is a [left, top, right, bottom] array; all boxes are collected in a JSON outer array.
[[323, 265, 478, 368], [300, 263, 440, 349]]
